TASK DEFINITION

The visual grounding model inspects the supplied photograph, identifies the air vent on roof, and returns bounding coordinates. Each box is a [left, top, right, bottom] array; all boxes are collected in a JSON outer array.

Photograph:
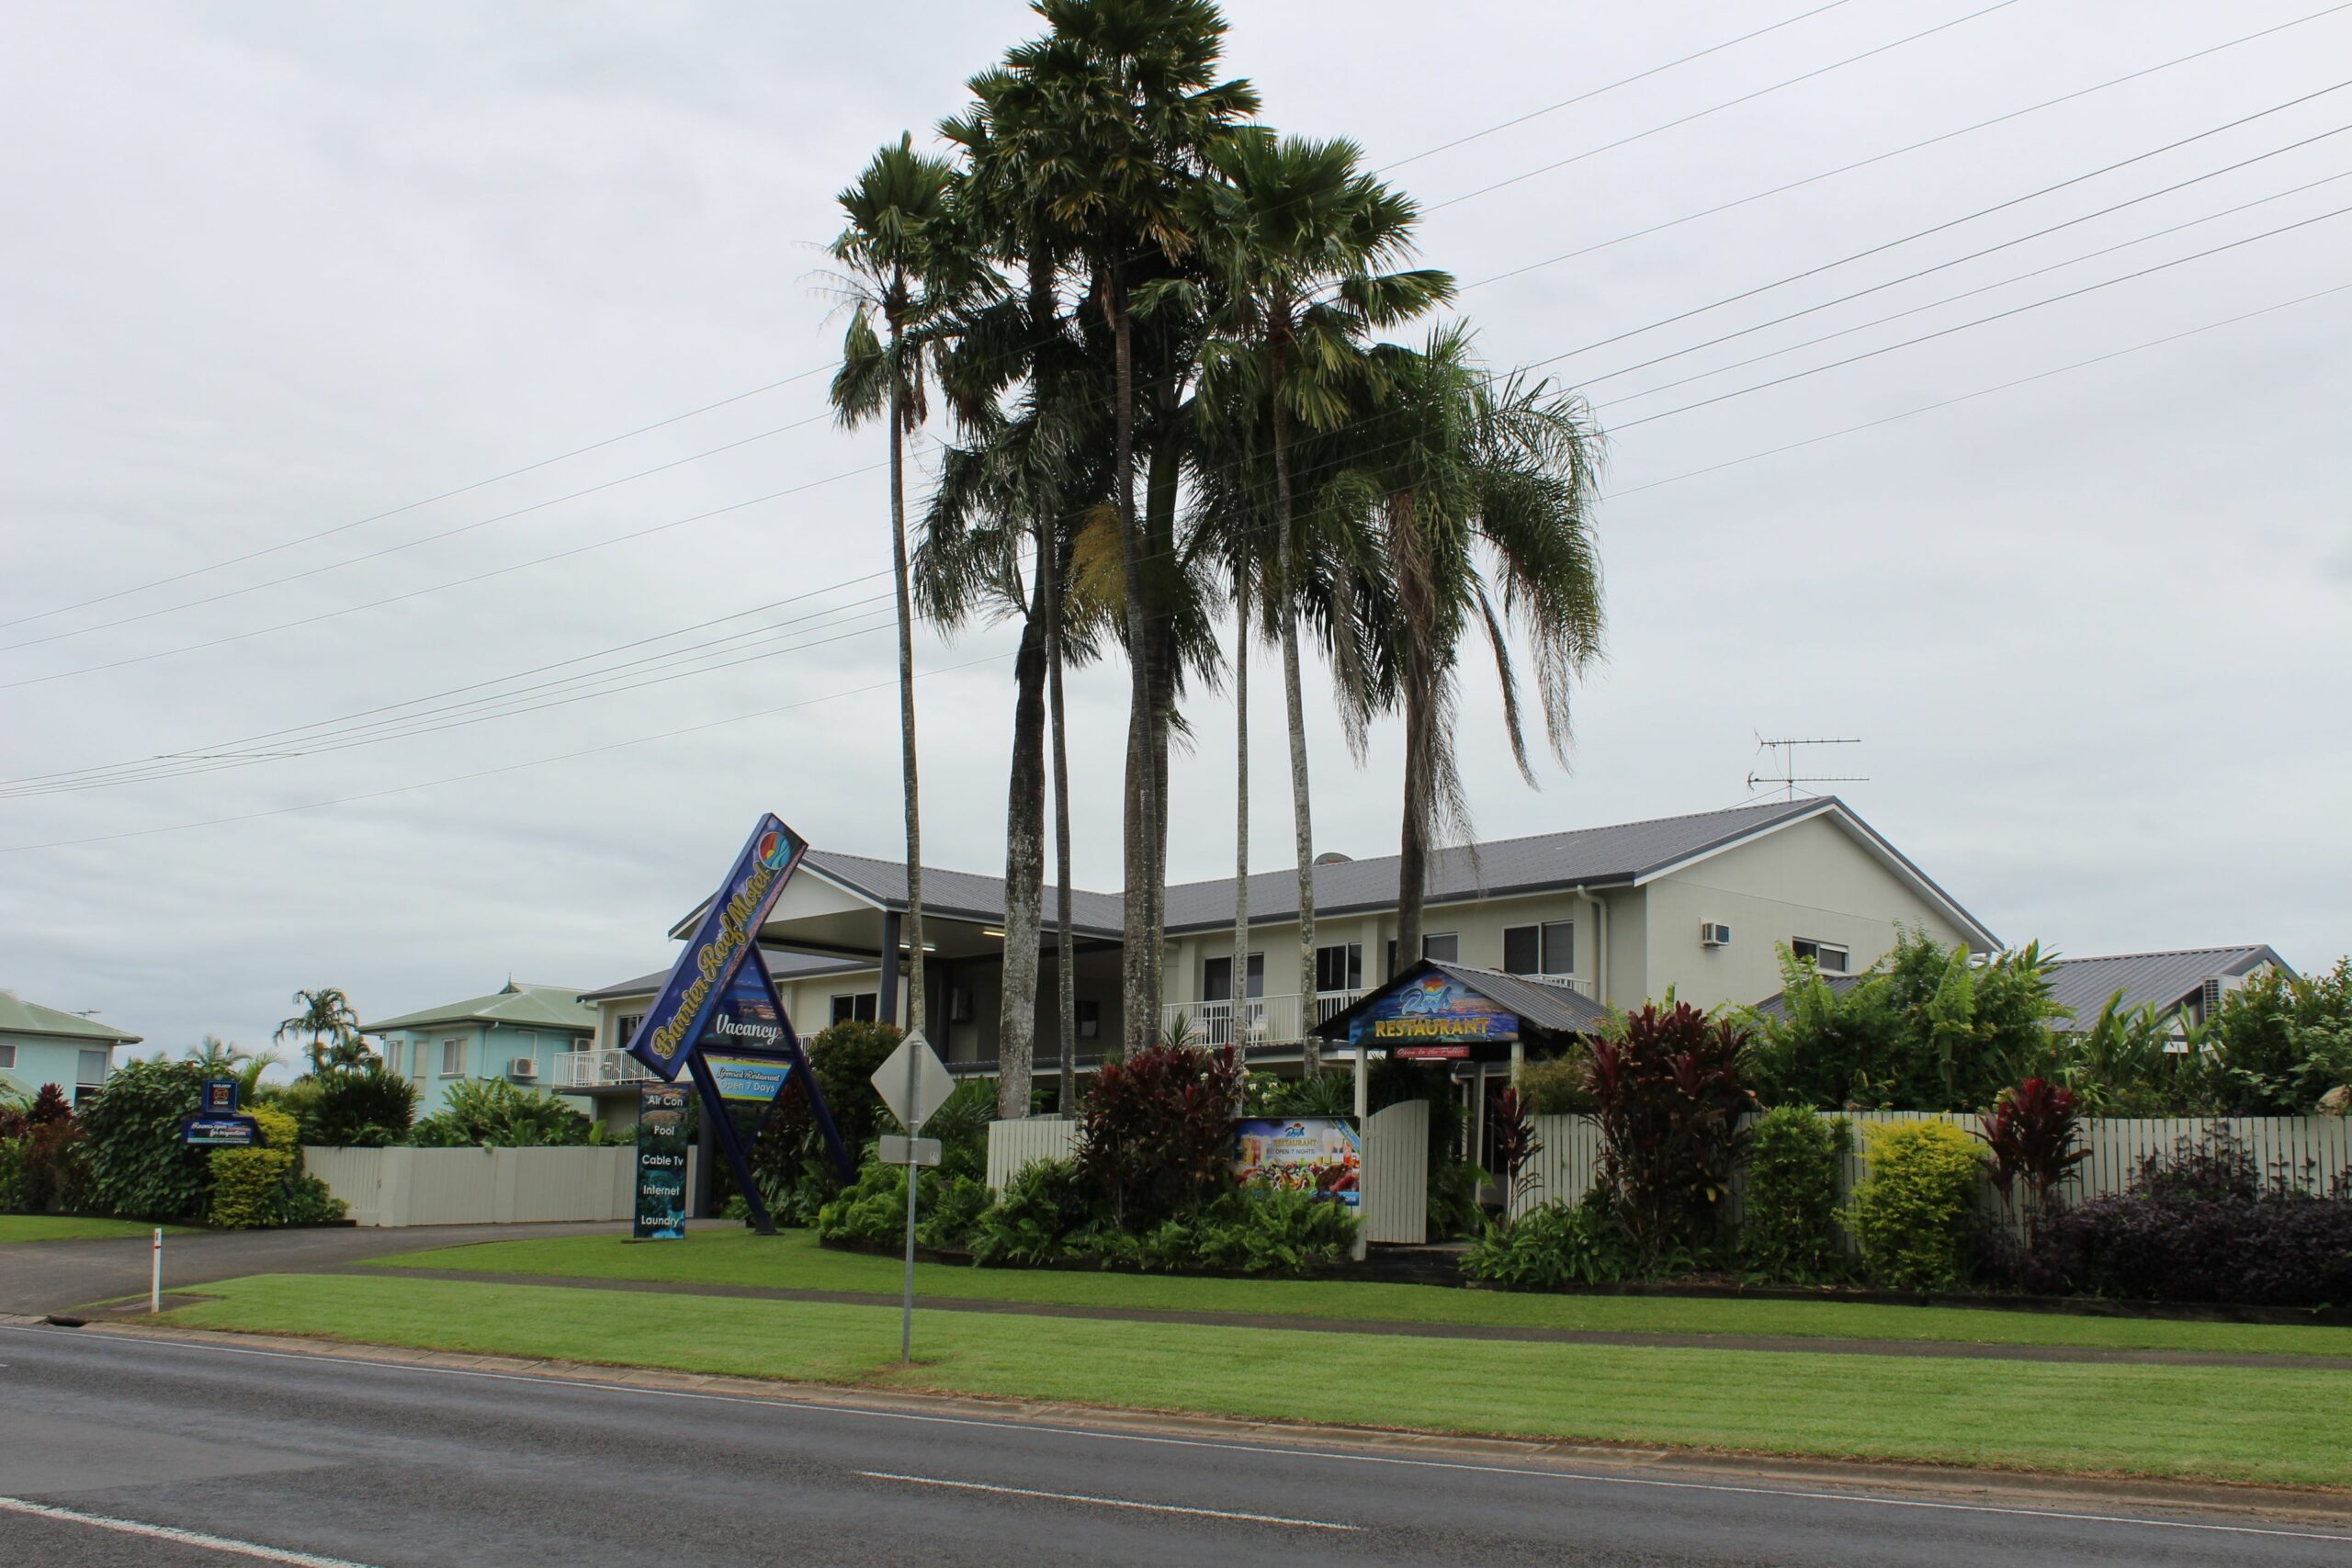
[[1313, 852, 1352, 865]]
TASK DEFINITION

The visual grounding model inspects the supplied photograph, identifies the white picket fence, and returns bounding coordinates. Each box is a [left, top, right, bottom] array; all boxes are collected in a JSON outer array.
[[304, 1145, 682, 1227], [983, 1117, 1080, 1191], [1509, 1112, 2352, 1222]]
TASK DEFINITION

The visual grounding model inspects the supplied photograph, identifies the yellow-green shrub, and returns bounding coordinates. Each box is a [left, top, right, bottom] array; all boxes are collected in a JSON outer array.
[[208, 1103, 345, 1229], [1847, 1120, 1984, 1292]]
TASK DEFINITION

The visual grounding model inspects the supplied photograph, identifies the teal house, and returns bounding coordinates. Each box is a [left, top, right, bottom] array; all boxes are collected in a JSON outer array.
[[362, 981, 596, 1117], [0, 989, 141, 1106]]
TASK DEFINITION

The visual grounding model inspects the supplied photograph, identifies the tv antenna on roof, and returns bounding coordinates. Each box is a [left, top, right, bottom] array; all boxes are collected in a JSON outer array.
[[1747, 733, 1867, 801]]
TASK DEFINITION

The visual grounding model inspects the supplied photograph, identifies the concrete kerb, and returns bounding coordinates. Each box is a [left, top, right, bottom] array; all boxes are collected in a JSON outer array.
[[51, 1316, 2352, 1525]]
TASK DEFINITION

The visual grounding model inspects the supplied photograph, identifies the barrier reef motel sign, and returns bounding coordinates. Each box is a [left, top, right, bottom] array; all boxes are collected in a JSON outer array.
[[624, 814, 851, 1236]]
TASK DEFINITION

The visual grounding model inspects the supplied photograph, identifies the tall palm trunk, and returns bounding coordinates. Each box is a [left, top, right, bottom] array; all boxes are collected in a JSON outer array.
[[1271, 320, 1318, 1075], [997, 559, 1050, 1120], [1049, 562, 1078, 1112], [887, 286, 925, 1036], [1111, 270, 1157, 1056], [1391, 491, 1436, 966], [1231, 558, 1250, 1053]]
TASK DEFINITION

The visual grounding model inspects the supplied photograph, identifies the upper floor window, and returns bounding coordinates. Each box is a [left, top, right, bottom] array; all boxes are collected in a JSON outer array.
[[1314, 942, 1363, 995], [1791, 938, 1849, 973], [831, 993, 878, 1026], [0, 1043, 16, 1071], [77, 1049, 109, 1086], [1385, 932, 1460, 977], [440, 1037, 467, 1077], [1202, 953, 1264, 1002], [1504, 921, 1575, 977], [616, 1014, 644, 1050]]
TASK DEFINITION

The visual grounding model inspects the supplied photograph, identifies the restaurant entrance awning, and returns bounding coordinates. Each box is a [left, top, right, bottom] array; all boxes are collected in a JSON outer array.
[[1312, 959, 1610, 1064]]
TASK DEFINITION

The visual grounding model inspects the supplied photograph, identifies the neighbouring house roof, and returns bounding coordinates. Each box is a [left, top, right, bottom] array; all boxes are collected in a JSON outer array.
[[579, 948, 876, 1005], [361, 981, 595, 1035], [0, 989, 141, 1045], [1747, 943, 2290, 1029], [2043, 944, 2290, 1029], [1314, 959, 1612, 1044], [719, 797, 1996, 951]]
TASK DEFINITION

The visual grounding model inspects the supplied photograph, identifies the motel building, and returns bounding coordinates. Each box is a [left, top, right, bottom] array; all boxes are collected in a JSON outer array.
[[0, 989, 141, 1107], [569, 797, 2000, 1118]]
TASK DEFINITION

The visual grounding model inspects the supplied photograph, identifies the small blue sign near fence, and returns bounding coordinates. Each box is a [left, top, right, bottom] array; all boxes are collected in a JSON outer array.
[[180, 1113, 262, 1147]]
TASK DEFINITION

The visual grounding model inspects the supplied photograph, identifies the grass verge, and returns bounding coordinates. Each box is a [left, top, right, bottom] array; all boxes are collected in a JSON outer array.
[[0, 1215, 194, 1244], [167, 1271, 2352, 1488], [366, 1227, 2352, 1358]]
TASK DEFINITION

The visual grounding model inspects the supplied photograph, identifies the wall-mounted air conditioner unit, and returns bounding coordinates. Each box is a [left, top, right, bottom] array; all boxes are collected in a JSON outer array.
[[508, 1057, 539, 1081], [1700, 922, 1733, 948]]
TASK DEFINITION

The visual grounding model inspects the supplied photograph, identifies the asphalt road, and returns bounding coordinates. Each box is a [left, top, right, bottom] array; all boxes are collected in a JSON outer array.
[[0, 1223, 614, 1314], [2, 1324, 2346, 1566]]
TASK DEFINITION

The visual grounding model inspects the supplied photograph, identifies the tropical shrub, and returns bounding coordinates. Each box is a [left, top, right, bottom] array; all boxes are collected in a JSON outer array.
[[77, 1058, 214, 1222], [747, 1019, 906, 1224], [2041, 1129, 2352, 1308], [305, 1065, 418, 1147], [969, 1157, 1091, 1267], [1847, 1120, 1984, 1292], [1746, 930, 2063, 1111], [0, 1085, 87, 1214], [1487, 1087, 1541, 1207], [1426, 1158, 1485, 1239], [1738, 1106, 1851, 1283], [1463, 1190, 1632, 1289], [409, 1079, 598, 1147], [1074, 1043, 1242, 1226], [208, 1104, 346, 1229], [2199, 960, 2352, 1114], [1975, 1077, 2088, 1247], [1589, 1002, 1752, 1272], [811, 1160, 994, 1252], [1513, 1047, 1597, 1114], [1243, 1069, 1354, 1117]]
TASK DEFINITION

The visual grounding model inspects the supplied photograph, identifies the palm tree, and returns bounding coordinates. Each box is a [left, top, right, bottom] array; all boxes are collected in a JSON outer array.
[[830, 133, 959, 1041], [274, 987, 361, 1077], [1003, 0, 1258, 1053], [1193, 134, 1452, 1068], [1342, 327, 1606, 963]]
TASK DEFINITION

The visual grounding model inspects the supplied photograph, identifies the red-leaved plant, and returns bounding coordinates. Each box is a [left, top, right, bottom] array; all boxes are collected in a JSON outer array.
[[1977, 1076, 2089, 1247], [1076, 1043, 1243, 1226], [1487, 1087, 1544, 1207], [1588, 1003, 1753, 1273]]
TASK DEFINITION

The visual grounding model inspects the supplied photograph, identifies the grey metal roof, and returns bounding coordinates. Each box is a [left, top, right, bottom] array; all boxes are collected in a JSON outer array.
[[579, 947, 874, 1005], [1164, 798, 1828, 931], [1747, 944, 2288, 1028], [1314, 959, 1612, 1042], [2044, 944, 2288, 1028], [802, 849, 1128, 938]]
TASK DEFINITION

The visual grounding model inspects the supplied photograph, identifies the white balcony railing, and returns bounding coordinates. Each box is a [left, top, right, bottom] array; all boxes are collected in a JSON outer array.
[[1160, 990, 1363, 1047], [1162, 976, 1596, 1048], [551, 1048, 656, 1089]]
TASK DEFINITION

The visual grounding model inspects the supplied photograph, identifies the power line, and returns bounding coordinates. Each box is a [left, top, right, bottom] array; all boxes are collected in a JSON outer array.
[[8, 279, 2344, 850], [8, 5, 2331, 663], [1606, 199, 2352, 431], [1428, 0, 2028, 210], [1457, 0, 2352, 295]]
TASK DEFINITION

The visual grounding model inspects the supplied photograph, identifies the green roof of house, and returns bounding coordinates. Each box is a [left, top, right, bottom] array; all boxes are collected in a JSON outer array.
[[0, 989, 142, 1045], [361, 981, 594, 1035]]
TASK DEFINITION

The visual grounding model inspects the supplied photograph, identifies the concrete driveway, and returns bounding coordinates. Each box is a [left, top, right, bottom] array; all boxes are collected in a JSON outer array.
[[0, 1221, 616, 1314]]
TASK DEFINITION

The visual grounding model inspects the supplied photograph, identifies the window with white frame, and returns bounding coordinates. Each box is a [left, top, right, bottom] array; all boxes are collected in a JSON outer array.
[[1201, 953, 1264, 1002], [616, 1014, 644, 1050], [1385, 932, 1460, 977], [77, 1049, 109, 1087], [440, 1037, 467, 1077], [1503, 920, 1575, 977], [0, 1043, 15, 1071], [1791, 938, 1849, 973]]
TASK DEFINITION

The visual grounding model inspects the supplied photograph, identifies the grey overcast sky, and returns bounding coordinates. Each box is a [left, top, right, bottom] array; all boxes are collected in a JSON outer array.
[[4, 1, 2347, 1056]]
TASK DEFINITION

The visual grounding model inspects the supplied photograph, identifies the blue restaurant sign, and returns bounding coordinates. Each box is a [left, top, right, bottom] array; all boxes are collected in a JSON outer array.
[[627, 814, 807, 1081], [1349, 971, 1518, 1056]]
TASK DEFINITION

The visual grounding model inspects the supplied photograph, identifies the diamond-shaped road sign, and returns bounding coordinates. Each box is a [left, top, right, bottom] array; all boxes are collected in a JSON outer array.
[[871, 1031, 955, 1134]]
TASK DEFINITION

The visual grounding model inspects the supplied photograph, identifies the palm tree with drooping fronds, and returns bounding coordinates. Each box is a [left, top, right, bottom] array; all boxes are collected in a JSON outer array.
[[1189, 133, 1452, 1069], [830, 132, 960, 1042]]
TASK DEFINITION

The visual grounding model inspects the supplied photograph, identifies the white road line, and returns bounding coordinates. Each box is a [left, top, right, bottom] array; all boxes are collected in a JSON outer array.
[[0, 1496, 380, 1566], [16, 1325, 2352, 1547], [858, 1469, 1358, 1529]]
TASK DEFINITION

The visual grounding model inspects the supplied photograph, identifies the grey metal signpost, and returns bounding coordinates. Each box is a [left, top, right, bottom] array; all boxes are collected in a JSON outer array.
[[871, 1030, 953, 1364]]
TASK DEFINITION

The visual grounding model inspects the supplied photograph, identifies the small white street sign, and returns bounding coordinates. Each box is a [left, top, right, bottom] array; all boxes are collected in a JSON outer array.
[[871, 1030, 955, 1134], [879, 1134, 943, 1168]]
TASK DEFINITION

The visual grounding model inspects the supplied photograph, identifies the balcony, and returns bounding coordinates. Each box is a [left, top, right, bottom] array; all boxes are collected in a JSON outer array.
[[550, 1048, 656, 1090], [1160, 990, 1363, 1048]]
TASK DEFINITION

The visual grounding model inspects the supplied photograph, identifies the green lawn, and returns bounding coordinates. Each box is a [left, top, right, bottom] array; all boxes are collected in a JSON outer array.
[[0, 1215, 194, 1244], [168, 1271, 2352, 1488], [365, 1227, 2352, 1359]]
